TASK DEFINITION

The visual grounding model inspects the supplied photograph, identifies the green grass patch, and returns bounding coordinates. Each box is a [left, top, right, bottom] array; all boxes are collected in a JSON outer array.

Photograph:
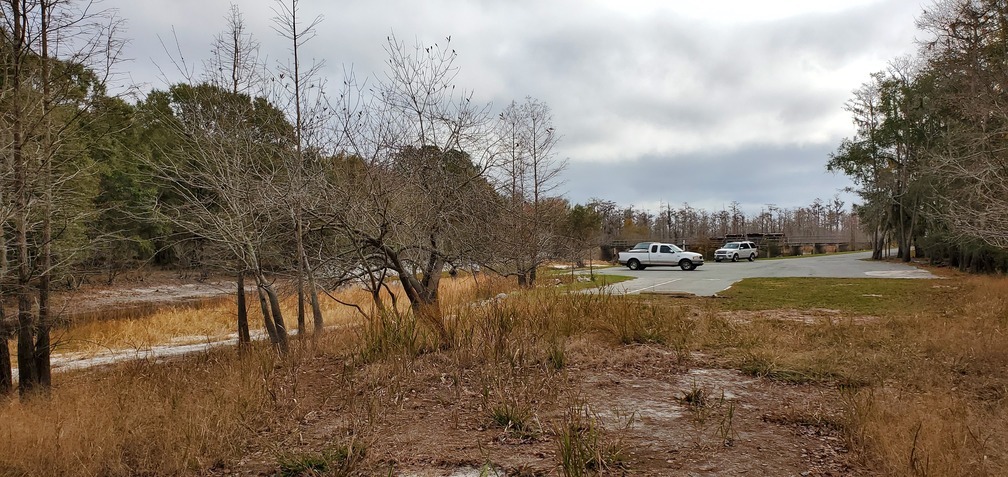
[[716, 277, 948, 316], [575, 274, 634, 290], [543, 273, 635, 292], [276, 443, 366, 477]]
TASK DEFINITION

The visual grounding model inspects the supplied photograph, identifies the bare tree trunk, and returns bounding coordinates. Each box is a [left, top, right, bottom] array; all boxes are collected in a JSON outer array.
[[256, 280, 278, 344], [901, 197, 919, 263], [308, 286, 320, 330], [35, 0, 53, 389], [296, 239, 305, 335], [10, 0, 37, 397], [236, 271, 251, 346], [0, 306, 12, 395], [263, 280, 288, 351], [297, 247, 323, 333], [308, 267, 323, 333], [871, 225, 883, 260], [0, 204, 11, 394], [370, 286, 384, 313], [35, 276, 52, 389], [14, 114, 37, 395], [399, 269, 449, 345], [17, 280, 37, 395]]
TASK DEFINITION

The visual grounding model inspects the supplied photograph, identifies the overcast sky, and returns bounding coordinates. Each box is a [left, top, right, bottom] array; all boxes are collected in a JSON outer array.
[[104, 0, 927, 215]]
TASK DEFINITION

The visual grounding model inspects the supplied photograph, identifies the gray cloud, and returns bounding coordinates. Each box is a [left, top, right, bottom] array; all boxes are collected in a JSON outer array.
[[103, 0, 923, 212], [563, 143, 855, 214]]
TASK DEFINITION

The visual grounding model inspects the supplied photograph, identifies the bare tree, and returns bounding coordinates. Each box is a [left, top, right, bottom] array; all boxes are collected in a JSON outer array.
[[271, 0, 326, 334], [918, 0, 1008, 249], [203, 4, 267, 347], [205, 4, 262, 96], [329, 35, 496, 345], [147, 82, 292, 351], [488, 97, 565, 286]]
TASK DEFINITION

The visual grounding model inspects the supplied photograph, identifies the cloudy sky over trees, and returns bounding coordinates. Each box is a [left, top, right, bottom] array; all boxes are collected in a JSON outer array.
[[107, 0, 925, 213]]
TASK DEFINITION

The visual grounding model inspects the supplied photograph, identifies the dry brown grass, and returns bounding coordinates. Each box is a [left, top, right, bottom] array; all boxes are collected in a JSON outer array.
[[44, 272, 511, 356], [1, 271, 1006, 475], [0, 347, 274, 476], [54, 297, 240, 354], [838, 276, 1008, 477], [712, 274, 1008, 476], [0, 272, 518, 474]]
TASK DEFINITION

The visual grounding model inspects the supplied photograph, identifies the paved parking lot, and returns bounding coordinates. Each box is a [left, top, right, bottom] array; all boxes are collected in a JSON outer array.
[[595, 251, 936, 296]]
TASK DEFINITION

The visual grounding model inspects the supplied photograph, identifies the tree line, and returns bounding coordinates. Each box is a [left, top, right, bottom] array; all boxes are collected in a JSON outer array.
[[828, 0, 1008, 272], [589, 196, 864, 248]]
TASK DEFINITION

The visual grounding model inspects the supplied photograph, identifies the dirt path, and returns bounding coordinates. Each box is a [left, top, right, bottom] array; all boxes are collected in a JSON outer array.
[[55, 274, 241, 318]]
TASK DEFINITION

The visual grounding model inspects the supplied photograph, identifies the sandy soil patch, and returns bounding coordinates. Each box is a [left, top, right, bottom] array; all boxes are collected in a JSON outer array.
[[221, 341, 864, 476]]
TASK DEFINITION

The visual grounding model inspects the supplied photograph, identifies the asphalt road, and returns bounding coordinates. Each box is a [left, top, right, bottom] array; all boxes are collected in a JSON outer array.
[[595, 251, 936, 296]]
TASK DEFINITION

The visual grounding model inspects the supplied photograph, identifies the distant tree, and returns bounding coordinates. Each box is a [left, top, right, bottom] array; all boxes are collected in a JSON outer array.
[[491, 97, 566, 286], [828, 74, 892, 259], [562, 203, 602, 276]]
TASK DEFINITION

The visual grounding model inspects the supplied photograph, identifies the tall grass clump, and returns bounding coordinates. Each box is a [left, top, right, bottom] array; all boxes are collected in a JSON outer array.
[[0, 346, 283, 476], [554, 402, 631, 476], [354, 310, 429, 363], [481, 370, 539, 440]]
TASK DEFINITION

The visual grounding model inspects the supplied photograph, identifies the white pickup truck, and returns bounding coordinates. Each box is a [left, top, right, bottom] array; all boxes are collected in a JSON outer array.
[[617, 242, 705, 271]]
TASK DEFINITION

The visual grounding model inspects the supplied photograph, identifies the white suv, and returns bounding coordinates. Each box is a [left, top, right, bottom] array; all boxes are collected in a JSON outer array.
[[715, 241, 758, 262]]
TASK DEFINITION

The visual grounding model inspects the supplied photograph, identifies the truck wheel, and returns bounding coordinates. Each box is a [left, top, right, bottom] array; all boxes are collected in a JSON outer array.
[[628, 259, 641, 270], [679, 259, 695, 271], [748, 253, 755, 262], [731, 254, 738, 262]]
